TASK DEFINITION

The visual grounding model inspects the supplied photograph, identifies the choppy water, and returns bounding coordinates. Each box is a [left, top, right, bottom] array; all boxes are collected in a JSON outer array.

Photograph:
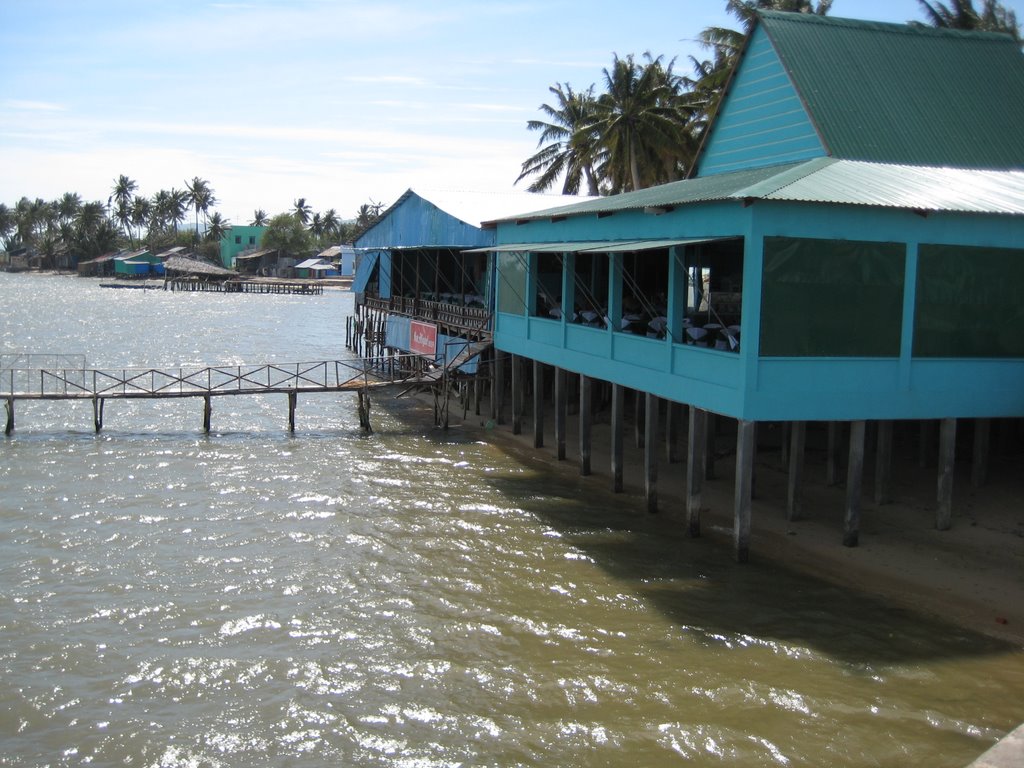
[[1, 272, 1022, 767]]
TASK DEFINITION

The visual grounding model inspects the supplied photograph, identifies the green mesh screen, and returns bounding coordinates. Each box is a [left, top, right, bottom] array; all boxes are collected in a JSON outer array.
[[914, 244, 1024, 358], [497, 252, 528, 315], [761, 237, 905, 357]]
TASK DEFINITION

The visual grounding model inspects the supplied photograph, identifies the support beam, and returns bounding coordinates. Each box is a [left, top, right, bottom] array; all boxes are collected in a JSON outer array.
[[579, 375, 592, 476], [611, 383, 624, 493], [203, 395, 212, 434], [843, 420, 866, 547], [875, 420, 893, 505], [493, 351, 506, 424], [288, 391, 297, 433], [644, 392, 658, 513], [686, 406, 706, 537], [733, 419, 755, 563], [554, 367, 567, 460], [533, 359, 544, 449], [5, 398, 13, 436], [972, 418, 991, 489], [93, 397, 105, 434], [666, 401, 681, 464], [511, 354, 523, 435], [787, 421, 806, 521], [937, 417, 957, 531]]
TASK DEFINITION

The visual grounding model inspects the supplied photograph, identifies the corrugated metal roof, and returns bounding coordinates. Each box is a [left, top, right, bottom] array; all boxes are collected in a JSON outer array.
[[758, 11, 1024, 169], [496, 159, 1024, 223], [470, 237, 735, 253], [397, 188, 595, 229]]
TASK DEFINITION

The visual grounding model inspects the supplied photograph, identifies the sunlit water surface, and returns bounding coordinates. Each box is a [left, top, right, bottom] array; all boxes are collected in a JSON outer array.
[[1, 273, 1022, 767]]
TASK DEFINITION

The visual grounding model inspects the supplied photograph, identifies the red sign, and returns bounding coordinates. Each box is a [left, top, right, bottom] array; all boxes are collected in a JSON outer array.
[[410, 321, 438, 356]]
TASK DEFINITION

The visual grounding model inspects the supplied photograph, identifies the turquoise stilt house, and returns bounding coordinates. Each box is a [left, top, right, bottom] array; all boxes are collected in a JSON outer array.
[[483, 12, 1024, 558]]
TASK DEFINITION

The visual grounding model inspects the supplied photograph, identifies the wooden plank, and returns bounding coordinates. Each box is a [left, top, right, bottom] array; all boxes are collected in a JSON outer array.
[[844, 420, 866, 547]]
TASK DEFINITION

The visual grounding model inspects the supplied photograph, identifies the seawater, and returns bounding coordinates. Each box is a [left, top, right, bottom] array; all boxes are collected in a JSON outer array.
[[1, 272, 1022, 767]]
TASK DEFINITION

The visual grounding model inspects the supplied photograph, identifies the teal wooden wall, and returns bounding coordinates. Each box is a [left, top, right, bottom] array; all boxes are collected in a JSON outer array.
[[697, 26, 825, 177], [493, 201, 1024, 421]]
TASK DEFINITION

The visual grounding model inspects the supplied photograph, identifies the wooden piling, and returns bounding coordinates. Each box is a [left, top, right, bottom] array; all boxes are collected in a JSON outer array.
[[511, 354, 523, 435], [494, 351, 506, 425], [288, 391, 297, 433], [787, 421, 806, 521], [843, 420, 866, 547], [645, 392, 658, 514], [5, 398, 13, 435], [532, 359, 544, 449], [554, 367, 567, 460], [611, 383, 624, 493], [579, 374, 592, 476], [937, 417, 956, 531], [93, 397, 105, 433], [686, 406, 706, 537], [734, 419, 755, 563], [203, 395, 212, 434], [875, 420, 893, 505]]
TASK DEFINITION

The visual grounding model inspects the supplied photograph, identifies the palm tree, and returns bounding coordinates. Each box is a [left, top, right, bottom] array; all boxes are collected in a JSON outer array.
[[251, 209, 269, 227], [185, 177, 215, 235], [293, 198, 313, 225], [110, 175, 137, 243], [57, 192, 81, 224], [309, 212, 325, 239], [516, 83, 603, 195], [321, 208, 340, 239], [589, 53, 695, 192], [130, 195, 151, 245], [915, 0, 1020, 39], [205, 212, 230, 242], [0, 203, 13, 248]]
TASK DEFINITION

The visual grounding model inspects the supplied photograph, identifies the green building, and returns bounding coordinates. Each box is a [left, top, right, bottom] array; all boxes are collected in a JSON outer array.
[[220, 225, 267, 269]]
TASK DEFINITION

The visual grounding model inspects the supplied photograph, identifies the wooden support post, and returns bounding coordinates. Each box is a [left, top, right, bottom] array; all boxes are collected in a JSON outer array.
[[287, 391, 297, 433], [4, 398, 13, 436], [844, 421, 866, 547], [734, 419, 755, 563], [705, 412, 717, 480], [532, 359, 544, 449], [686, 406, 706, 537], [827, 421, 843, 486], [554, 367, 566, 460], [666, 401, 681, 464], [611, 383, 624, 493], [937, 417, 956, 531], [787, 421, 806, 521], [203, 395, 212, 434], [634, 390, 645, 449], [492, 351, 504, 423], [511, 354, 522, 435], [579, 375, 592, 476], [93, 397, 105, 433], [875, 420, 893, 505], [972, 418, 991, 489], [358, 390, 373, 433], [645, 392, 658, 514]]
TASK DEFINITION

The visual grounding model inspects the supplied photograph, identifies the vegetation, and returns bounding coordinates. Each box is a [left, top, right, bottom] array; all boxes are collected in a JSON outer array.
[[516, 0, 1019, 195]]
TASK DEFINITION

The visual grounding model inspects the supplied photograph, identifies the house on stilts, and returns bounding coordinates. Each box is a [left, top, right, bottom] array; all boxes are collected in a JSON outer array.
[[478, 11, 1024, 560]]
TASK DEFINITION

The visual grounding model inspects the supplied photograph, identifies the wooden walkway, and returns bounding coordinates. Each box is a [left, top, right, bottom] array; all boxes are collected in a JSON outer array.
[[1, 357, 415, 434]]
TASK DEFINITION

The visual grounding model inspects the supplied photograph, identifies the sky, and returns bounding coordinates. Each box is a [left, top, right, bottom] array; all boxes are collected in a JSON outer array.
[[1, 0, 1022, 225]]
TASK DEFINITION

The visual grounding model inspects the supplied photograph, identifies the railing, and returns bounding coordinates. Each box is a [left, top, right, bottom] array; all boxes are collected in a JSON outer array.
[[363, 296, 492, 339], [0, 356, 420, 399], [0, 353, 88, 371]]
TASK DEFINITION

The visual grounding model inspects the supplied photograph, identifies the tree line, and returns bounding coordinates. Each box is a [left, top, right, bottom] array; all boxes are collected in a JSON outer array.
[[0, 174, 385, 268], [515, 0, 1021, 195]]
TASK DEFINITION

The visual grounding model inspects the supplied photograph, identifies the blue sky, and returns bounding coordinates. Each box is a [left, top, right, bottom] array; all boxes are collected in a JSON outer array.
[[1, 0, 1022, 225]]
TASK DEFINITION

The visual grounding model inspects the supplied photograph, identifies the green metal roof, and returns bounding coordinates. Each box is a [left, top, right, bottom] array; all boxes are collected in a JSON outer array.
[[495, 158, 1024, 223], [758, 11, 1024, 170]]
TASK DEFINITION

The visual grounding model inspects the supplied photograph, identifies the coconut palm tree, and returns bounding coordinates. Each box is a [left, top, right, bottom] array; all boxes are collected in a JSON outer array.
[[916, 0, 1020, 39], [589, 53, 695, 192], [57, 192, 81, 224], [110, 175, 137, 243], [251, 209, 269, 227], [0, 203, 13, 248], [516, 83, 603, 195], [130, 195, 151, 245], [205, 212, 230, 242], [293, 198, 313, 225], [185, 177, 215, 235], [321, 208, 340, 239]]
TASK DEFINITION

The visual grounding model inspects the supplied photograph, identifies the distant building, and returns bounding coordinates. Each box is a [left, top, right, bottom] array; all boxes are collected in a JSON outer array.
[[220, 225, 267, 269]]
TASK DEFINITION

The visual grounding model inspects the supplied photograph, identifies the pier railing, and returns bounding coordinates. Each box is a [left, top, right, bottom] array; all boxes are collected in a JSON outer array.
[[0, 357, 416, 399]]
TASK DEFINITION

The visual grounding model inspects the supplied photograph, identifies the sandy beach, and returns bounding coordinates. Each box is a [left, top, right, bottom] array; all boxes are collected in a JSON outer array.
[[432, 386, 1024, 647]]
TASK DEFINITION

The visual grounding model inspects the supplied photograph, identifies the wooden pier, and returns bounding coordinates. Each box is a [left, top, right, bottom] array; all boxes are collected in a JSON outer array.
[[0, 357, 419, 434], [164, 278, 324, 295]]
